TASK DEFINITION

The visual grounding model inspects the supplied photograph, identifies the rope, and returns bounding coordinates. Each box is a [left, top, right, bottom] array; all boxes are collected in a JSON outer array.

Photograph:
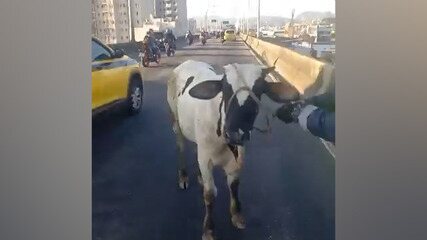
[[223, 64, 276, 135], [224, 86, 273, 134]]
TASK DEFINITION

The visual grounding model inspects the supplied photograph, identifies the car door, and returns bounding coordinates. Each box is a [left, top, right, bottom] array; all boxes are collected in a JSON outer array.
[[91, 39, 128, 110]]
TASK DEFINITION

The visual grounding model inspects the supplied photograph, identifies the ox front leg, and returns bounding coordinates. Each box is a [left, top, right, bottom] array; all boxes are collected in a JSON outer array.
[[198, 149, 217, 240], [176, 127, 189, 190], [224, 148, 246, 229]]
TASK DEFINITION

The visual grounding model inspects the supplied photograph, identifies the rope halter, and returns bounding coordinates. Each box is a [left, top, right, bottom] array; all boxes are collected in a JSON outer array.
[[222, 64, 275, 135]]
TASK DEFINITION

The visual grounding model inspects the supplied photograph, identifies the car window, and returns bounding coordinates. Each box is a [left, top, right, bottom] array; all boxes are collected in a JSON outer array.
[[92, 40, 112, 61], [226, 30, 235, 34]]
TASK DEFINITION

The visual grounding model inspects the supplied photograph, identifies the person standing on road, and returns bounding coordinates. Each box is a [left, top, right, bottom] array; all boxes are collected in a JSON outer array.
[[164, 29, 177, 49], [275, 87, 335, 144]]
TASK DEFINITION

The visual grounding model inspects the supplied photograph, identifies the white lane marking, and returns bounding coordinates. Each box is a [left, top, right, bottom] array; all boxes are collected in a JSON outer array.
[[321, 139, 336, 159]]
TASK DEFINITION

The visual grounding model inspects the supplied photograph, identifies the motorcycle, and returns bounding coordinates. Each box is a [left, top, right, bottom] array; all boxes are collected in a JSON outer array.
[[156, 39, 166, 53], [139, 42, 161, 67], [165, 40, 176, 57], [201, 35, 207, 45], [186, 34, 193, 45]]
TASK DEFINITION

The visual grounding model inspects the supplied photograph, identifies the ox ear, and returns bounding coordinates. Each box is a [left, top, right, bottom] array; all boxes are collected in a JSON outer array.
[[264, 82, 300, 102], [189, 80, 223, 100]]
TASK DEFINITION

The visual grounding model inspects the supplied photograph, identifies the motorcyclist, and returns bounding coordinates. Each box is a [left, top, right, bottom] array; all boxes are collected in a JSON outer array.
[[200, 30, 207, 44], [143, 29, 158, 58], [185, 30, 193, 44], [164, 29, 176, 49], [185, 30, 192, 38], [220, 31, 225, 43]]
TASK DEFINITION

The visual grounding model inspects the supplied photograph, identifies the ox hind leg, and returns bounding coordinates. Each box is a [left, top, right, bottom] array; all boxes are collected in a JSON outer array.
[[223, 146, 246, 229], [166, 73, 188, 189], [198, 147, 217, 240]]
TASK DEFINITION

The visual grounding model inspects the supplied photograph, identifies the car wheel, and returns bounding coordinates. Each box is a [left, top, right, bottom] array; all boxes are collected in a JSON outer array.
[[127, 77, 143, 115]]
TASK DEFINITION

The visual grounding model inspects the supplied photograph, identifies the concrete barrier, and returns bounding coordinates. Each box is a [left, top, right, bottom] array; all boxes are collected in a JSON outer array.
[[240, 34, 335, 98]]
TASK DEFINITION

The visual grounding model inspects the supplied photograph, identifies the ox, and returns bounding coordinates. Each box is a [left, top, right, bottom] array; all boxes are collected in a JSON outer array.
[[167, 60, 299, 240]]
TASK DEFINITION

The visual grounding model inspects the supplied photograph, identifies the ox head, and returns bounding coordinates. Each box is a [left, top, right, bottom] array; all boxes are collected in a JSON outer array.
[[189, 63, 300, 146]]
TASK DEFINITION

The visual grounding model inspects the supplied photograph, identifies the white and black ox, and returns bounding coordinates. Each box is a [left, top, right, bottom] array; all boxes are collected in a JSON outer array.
[[167, 60, 299, 240]]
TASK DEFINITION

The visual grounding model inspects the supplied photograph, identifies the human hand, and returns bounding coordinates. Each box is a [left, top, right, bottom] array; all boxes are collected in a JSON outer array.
[[275, 101, 304, 123]]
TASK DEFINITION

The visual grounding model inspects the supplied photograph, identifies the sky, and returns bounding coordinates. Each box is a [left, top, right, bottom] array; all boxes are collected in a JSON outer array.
[[186, 0, 335, 18]]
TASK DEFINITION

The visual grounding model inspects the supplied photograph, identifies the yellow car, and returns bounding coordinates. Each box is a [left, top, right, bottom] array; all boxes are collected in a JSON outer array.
[[92, 37, 144, 115], [223, 29, 237, 41]]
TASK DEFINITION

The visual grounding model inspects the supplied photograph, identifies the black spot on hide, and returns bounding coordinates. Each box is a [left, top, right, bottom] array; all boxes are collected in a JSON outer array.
[[181, 76, 195, 95]]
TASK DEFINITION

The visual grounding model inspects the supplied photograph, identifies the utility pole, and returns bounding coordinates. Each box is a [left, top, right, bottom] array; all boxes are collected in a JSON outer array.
[[256, 0, 260, 38], [205, 0, 210, 31], [127, 0, 134, 42], [91, 0, 97, 37], [205, 11, 208, 31], [245, 0, 249, 34], [290, 8, 295, 39]]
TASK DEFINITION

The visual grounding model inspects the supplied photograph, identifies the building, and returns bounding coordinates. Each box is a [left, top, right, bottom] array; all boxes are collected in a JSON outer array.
[[115, 0, 147, 42], [175, 0, 188, 36], [188, 18, 197, 33], [91, 0, 131, 44], [91, 0, 188, 44], [139, 0, 187, 36], [113, 0, 131, 43], [138, 0, 155, 22], [154, 0, 178, 20], [92, 0, 117, 44]]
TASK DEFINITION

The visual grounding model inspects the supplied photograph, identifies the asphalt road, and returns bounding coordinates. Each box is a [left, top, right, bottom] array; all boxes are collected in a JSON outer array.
[[93, 38, 335, 240]]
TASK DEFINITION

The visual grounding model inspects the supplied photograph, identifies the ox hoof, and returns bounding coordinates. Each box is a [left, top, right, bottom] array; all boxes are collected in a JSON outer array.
[[231, 213, 246, 229], [178, 171, 189, 190], [202, 230, 215, 240]]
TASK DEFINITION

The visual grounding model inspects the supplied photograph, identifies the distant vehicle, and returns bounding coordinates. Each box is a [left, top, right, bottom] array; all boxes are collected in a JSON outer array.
[[310, 24, 335, 59], [223, 29, 236, 41], [201, 32, 207, 45], [92, 37, 144, 115], [139, 37, 161, 67], [152, 31, 166, 52], [272, 30, 286, 38]]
